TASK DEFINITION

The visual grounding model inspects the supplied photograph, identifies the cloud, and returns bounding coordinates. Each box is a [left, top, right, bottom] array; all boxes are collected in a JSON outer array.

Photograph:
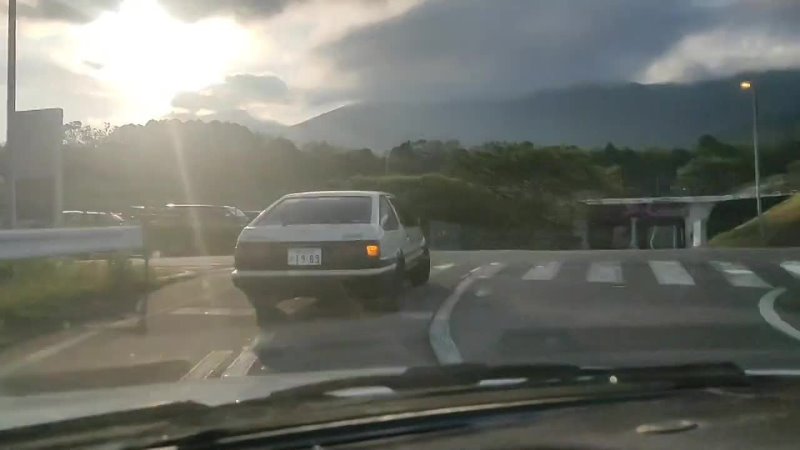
[[641, 0, 800, 82], [158, 0, 293, 22], [18, 0, 122, 23], [172, 74, 290, 111], [158, 0, 399, 22], [317, 0, 709, 102], [315, 0, 800, 104], [0, 58, 116, 137]]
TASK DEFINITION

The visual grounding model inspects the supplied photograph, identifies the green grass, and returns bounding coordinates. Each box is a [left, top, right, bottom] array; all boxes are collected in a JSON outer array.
[[710, 194, 800, 248], [0, 259, 160, 342]]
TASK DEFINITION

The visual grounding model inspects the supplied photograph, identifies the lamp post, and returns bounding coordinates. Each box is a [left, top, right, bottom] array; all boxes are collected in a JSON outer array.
[[740, 80, 765, 244], [5, 0, 16, 228]]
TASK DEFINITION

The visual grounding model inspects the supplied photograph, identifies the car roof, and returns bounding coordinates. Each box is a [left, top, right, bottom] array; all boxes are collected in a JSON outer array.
[[282, 190, 390, 199]]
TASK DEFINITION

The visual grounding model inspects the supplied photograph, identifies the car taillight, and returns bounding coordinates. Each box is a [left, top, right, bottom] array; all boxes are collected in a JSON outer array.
[[366, 244, 380, 258]]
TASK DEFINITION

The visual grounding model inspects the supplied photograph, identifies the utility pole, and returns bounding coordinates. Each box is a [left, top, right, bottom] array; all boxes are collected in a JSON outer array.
[[5, 0, 16, 228]]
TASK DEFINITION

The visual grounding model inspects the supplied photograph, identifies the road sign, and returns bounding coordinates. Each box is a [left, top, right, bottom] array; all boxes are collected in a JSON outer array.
[[8, 108, 64, 227]]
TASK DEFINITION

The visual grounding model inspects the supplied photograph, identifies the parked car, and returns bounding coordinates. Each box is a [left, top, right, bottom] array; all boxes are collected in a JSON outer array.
[[146, 204, 250, 256], [62, 210, 126, 227], [232, 191, 430, 324]]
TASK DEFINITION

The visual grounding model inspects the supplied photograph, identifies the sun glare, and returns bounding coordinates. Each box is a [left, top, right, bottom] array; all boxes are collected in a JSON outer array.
[[70, 0, 252, 122]]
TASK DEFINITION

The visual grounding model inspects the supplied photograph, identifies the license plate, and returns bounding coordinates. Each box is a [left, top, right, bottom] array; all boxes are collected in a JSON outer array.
[[287, 248, 322, 266]]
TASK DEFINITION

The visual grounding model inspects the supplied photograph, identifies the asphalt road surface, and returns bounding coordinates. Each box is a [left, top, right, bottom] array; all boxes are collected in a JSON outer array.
[[2, 249, 800, 395]]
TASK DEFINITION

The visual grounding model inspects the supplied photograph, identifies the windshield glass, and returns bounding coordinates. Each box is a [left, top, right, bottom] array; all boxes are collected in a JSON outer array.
[[1, 0, 800, 442], [258, 197, 373, 225]]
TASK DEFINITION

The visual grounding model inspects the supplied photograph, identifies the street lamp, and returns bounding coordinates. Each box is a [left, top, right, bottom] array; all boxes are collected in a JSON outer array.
[[5, 0, 16, 229], [740, 80, 765, 244]]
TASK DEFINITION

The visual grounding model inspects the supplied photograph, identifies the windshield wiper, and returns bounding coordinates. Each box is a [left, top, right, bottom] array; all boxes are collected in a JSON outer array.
[[262, 362, 748, 403], [1, 363, 749, 450], [137, 363, 749, 450]]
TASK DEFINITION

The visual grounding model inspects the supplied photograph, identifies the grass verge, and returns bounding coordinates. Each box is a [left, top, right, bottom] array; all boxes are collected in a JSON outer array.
[[710, 194, 800, 248], [0, 258, 189, 348]]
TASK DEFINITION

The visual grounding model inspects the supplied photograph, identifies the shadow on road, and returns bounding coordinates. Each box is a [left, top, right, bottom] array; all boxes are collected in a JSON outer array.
[[252, 283, 451, 374], [0, 360, 192, 396]]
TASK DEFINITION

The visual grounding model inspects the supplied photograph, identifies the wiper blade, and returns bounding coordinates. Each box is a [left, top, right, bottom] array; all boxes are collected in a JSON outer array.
[[263, 362, 748, 403], [137, 363, 749, 450]]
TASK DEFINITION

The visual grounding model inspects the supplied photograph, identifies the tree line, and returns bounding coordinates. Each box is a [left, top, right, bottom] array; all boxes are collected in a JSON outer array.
[[30, 119, 795, 244]]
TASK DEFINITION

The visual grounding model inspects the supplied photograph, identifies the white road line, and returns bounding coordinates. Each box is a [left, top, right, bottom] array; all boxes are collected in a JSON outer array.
[[477, 262, 505, 279], [429, 263, 506, 364], [710, 261, 772, 288], [648, 260, 695, 286], [0, 330, 100, 377], [521, 261, 562, 281], [781, 261, 800, 279], [222, 348, 259, 378], [432, 263, 455, 272], [759, 287, 800, 342], [181, 350, 233, 380], [587, 261, 623, 284], [171, 307, 253, 316]]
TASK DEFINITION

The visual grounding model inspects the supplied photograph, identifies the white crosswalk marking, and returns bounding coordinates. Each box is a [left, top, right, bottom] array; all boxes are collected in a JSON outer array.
[[648, 260, 695, 286], [781, 261, 800, 279], [587, 261, 623, 283], [182, 350, 233, 380], [522, 262, 562, 280], [710, 261, 772, 288], [222, 348, 259, 378]]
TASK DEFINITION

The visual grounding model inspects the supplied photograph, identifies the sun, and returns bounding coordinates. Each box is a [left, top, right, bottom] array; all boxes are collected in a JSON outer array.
[[70, 0, 252, 122]]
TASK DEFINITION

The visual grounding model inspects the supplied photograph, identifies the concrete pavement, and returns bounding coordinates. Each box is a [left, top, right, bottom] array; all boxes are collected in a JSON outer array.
[[1, 250, 800, 395]]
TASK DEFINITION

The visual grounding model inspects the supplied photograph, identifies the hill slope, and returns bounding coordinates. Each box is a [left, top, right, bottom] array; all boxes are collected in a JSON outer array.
[[710, 194, 800, 248]]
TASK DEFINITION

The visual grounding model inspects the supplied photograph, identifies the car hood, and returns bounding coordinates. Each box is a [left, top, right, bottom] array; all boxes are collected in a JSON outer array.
[[0, 366, 405, 431]]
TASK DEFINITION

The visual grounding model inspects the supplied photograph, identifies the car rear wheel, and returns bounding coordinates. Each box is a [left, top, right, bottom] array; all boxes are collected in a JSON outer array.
[[409, 249, 430, 287], [247, 294, 287, 327], [360, 261, 403, 312]]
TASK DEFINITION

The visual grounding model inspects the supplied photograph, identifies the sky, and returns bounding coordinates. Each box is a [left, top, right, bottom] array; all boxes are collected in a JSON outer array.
[[2, 0, 800, 134]]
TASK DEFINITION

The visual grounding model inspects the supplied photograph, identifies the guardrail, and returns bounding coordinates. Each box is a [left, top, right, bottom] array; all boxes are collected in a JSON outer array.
[[0, 226, 144, 261]]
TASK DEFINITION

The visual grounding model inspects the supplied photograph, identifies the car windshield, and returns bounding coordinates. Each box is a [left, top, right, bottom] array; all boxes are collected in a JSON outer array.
[[258, 196, 373, 225], [1, 0, 800, 444]]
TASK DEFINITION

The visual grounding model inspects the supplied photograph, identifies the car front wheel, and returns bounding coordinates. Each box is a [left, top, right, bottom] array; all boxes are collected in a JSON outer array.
[[409, 249, 430, 287]]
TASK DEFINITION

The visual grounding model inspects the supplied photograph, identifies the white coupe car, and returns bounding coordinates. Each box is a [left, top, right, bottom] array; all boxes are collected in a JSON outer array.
[[232, 191, 429, 324]]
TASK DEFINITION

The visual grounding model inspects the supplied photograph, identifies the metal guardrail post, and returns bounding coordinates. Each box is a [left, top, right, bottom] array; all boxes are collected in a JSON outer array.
[[135, 222, 150, 334]]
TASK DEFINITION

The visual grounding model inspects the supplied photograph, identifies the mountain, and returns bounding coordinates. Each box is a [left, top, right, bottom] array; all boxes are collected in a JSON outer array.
[[287, 70, 800, 151], [169, 109, 288, 136]]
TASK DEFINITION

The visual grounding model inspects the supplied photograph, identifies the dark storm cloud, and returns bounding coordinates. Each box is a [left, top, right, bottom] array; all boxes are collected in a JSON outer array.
[[158, 0, 395, 22], [317, 0, 800, 102], [18, 0, 121, 23], [158, 0, 293, 22], [172, 74, 290, 111]]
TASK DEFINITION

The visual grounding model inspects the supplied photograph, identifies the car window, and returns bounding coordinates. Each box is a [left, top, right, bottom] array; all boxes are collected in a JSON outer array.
[[380, 197, 400, 230], [258, 196, 373, 225]]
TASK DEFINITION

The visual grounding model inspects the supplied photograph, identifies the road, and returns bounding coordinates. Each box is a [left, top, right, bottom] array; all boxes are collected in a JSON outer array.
[[2, 249, 800, 395]]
